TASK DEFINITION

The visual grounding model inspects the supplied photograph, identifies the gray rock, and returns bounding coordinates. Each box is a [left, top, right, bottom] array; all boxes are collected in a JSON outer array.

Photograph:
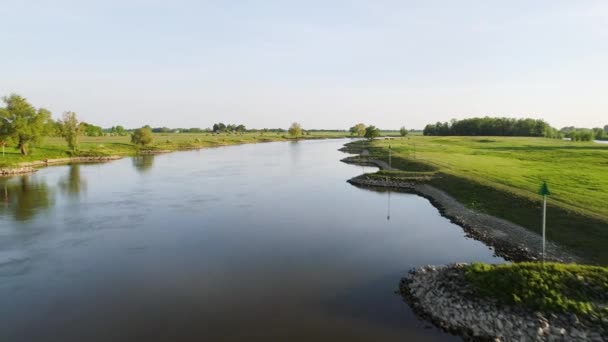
[[399, 265, 605, 342]]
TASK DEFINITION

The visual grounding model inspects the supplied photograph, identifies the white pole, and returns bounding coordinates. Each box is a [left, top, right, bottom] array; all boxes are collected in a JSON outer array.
[[542, 194, 546, 262]]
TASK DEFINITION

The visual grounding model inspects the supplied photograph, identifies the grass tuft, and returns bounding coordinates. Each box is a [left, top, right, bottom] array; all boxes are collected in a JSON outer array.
[[465, 262, 608, 318]]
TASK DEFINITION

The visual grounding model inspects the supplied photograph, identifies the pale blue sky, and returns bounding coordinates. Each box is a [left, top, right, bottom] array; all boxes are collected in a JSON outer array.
[[1, 0, 607, 129]]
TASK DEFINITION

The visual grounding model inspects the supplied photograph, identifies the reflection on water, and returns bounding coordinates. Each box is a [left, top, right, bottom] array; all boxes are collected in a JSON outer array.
[[58, 164, 87, 197], [132, 155, 155, 173], [387, 190, 391, 221], [0, 140, 502, 342], [0, 175, 53, 221]]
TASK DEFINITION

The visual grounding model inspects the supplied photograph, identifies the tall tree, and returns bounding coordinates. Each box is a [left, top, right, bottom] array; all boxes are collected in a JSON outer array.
[[112, 125, 127, 136], [212, 123, 226, 133], [592, 128, 605, 140], [288, 122, 302, 137], [400, 126, 408, 136], [58, 111, 81, 152], [131, 126, 154, 145], [0, 94, 52, 155], [349, 123, 366, 137], [364, 125, 380, 140]]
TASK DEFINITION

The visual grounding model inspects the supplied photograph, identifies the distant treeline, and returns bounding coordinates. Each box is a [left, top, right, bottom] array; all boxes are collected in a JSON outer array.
[[146, 125, 293, 134], [423, 117, 561, 138], [560, 126, 608, 141]]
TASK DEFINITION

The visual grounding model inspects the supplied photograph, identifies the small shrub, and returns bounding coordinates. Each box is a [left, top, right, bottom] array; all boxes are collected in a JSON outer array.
[[131, 127, 154, 146]]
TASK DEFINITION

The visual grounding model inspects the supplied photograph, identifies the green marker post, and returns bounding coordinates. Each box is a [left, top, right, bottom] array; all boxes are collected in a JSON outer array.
[[539, 181, 551, 262]]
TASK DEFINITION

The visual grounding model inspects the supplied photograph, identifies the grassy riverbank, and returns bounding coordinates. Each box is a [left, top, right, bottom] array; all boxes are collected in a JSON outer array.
[[354, 136, 608, 264], [465, 262, 608, 318], [0, 131, 361, 167]]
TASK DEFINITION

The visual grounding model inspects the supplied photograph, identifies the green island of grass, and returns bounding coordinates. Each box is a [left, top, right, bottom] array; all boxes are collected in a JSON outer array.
[[465, 262, 608, 318]]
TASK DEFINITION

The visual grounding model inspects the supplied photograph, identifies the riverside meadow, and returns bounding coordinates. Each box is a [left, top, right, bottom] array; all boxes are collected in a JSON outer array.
[[358, 136, 608, 265]]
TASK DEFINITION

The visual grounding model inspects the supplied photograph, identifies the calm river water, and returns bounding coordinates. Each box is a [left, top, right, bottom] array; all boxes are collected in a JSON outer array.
[[0, 139, 502, 341]]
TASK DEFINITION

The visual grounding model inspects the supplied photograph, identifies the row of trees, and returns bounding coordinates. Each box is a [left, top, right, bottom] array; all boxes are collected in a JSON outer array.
[[560, 126, 608, 141], [423, 117, 561, 138], [212, 123, 246, 133], [105, 125, 128, 136], [57, 113, 154, 151], [0, 95, 313, 154], [0, 94, 156, 154], [350, 123, 409, 138], [348, 123, 382, 140], [146, 127, 210, 133]]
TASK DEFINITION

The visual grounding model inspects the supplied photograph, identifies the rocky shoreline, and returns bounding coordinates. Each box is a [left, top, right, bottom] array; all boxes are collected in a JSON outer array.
[[347, 173, 580, 264], [0, 166, 37, 175], [1, 156, 122, 176], [401, 264, 607, 342], [137, 149, 173, 155]]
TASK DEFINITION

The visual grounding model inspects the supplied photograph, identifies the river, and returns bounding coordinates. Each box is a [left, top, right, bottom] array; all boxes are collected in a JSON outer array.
[[0, 139, 503, 341]]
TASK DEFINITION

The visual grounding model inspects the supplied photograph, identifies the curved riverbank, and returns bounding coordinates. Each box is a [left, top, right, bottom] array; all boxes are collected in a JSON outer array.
[[341, 150, 581, 263], [1, 136, 356, 175], [400, 264, 606, 342]]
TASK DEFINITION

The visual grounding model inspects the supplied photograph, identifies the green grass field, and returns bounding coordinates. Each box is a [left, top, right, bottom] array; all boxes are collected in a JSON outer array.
[[362, 136, 608, 264]]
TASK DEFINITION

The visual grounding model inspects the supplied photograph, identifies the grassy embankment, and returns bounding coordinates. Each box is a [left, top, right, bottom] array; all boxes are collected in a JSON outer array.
[[0, 131, 367, 168], [355, 136, 608, 265], [465, 262, 608, 319]]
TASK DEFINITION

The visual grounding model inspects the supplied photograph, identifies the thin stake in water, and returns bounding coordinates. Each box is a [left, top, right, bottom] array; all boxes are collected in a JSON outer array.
[[387, 190, 391, 221]]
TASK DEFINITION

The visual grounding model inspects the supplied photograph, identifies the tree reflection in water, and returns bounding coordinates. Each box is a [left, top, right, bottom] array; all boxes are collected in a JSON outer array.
[[132, 155, 154, 173], [58, 164, 87, 197], [0, 175, 53, 222]]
